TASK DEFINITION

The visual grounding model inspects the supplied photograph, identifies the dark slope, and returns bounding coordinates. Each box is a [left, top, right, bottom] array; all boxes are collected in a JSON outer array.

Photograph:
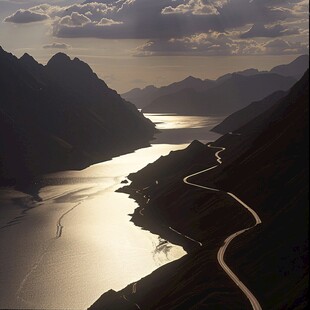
[[142, 73, 295, 115], [212, 90, 286, 134], [90, 71, 309, 309], [122, 76, 215, 109], [271, 54, 309, 80], [0, 47, 155, 186], [209, 70, 309, 309]]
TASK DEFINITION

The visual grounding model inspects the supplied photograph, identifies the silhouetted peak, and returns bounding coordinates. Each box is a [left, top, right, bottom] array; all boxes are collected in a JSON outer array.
[[46, 53, 94, 77], [20, 53, 39, 67], [241, 68, 260, 75], [186, 140, 205, 151], [184, 76, 202, 82], [144, 85, 157, 91], [47, 52, 71, 66]]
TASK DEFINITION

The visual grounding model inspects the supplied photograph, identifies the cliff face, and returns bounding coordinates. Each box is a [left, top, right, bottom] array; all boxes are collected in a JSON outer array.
[[90, 71, 309, 309], [0, 47, 155, 186]]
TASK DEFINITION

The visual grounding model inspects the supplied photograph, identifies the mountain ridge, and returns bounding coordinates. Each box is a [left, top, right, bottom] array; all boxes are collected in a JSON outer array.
[[0, 47, 156, 189], [123, 55, 308, 114], [142, 72, 296, 116]]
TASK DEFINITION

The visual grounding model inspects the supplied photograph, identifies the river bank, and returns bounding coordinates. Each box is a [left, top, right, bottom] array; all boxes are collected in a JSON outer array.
[[89, 141, 255, 309], [0, 114, 222, 309], [90, 74, 309, 309]]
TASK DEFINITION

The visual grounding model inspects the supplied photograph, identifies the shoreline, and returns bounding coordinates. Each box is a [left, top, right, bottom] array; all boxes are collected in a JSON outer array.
[[89, 144, 255, 310]]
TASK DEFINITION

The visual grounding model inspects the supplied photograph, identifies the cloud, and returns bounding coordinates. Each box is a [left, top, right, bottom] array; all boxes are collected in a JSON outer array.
[[97, 18, 123, 26], [135, 32, 309, 56], [4, 8, 49, 23], [58, 12, 91, 27], [3, 0, 308, 56], [162, 0, 228, 16], [240, 23, 300, 38], [4, 0, 305, 38], [43, 42, 71, 49], [264, 38, 309, 54]]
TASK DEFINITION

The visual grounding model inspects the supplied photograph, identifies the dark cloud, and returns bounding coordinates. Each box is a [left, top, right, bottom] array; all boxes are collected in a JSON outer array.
[[240, 23, 300, 38], [4, 8, 49, 23]]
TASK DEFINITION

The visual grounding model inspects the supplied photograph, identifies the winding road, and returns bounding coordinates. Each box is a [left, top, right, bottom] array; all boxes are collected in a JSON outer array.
[[183, 143, 262, 310]]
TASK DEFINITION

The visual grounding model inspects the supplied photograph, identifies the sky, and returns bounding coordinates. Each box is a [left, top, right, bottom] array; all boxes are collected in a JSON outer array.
[[0, 0, 308, 93]]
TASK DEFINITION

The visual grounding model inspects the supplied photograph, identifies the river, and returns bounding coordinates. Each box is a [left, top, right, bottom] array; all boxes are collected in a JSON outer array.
[[0, 114, 223, 309]]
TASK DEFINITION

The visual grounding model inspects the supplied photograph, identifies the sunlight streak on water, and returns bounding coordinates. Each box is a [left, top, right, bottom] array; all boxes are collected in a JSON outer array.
[[0, 115, 222, 309], [146, 114, 223, 130]]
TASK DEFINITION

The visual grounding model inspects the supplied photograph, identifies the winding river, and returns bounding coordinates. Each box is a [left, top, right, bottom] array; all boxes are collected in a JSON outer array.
[[0, 114, 222, 309]]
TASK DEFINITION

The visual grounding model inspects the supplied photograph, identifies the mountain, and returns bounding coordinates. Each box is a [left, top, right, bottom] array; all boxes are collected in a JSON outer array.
[[216, 55, 309, 83], [215, 68, 265, 84], [0, 47, 155, 188], [271, 54, 309, 80], [211, 90, 286, 134], [90, 71, 309, 309], [211, 55, 309, 134], [123, 55, 308, 116], [122, 85, 159, 109], [122, 76, 215, 109], [142, 73, 296, 116]]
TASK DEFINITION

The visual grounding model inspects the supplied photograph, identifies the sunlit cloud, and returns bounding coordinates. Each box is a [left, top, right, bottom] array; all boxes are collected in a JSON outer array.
[[43, 42, 71, 49], [135, 32, 309, 56], [240, 23, 301, 38]]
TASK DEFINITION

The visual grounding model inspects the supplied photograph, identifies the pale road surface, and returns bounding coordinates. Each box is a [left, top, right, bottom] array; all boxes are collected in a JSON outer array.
[[183, 143, 263, 310]]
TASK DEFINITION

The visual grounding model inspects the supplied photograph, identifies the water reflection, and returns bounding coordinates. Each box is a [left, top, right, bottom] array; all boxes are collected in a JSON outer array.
[[0, 145, 187, 309], [147, 114, 221, 129], [0, 115, 222, 309], [145, 113, 224, 144]]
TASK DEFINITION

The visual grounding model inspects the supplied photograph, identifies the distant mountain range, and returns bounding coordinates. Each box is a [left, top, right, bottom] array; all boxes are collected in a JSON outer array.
[[122, 76, 216, 109], [122, 55, 309, 116], [0, 47, 155, 187], [91, 70, 309, 309], [212, 55, 309, 134]]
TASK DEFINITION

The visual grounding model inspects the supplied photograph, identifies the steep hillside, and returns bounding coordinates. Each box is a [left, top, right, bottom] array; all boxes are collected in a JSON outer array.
[[0, 47, 155, 187], [90, 71, 309, 309]]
